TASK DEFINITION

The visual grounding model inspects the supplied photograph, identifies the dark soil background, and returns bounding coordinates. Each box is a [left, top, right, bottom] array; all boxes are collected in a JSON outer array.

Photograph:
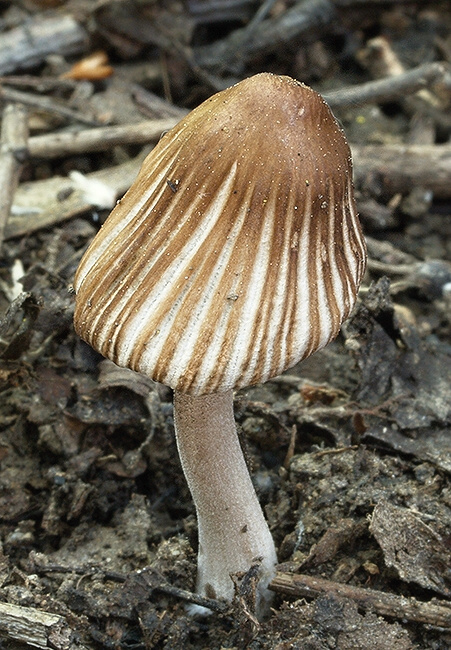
[[0, 1, 450, 648]]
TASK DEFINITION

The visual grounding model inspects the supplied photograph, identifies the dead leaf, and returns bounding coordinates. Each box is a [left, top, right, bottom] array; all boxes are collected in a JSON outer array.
[[370, 500, 451, 597], [62, 51, 114, 81]]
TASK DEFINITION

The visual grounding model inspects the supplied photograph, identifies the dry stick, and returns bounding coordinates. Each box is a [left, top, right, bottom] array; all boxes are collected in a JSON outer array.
[[323, 62, 447, 109], [246, 0, 279, 30], [194, 0, 443, 75], [0, 103, 28, 250], [156, 27, 229, 93], [28, 117, 181, 159], [0, 14, 88, 76], [0, 75, 79, 92], [352, 142, 451, 200], [194, 0, 337, 73], [270, 573, 451, 628], [131, 83, 189, 120], [155, 583, 228, 613], [365, 236, 417, 266], [211, 0, 278, 73], [0, 601, 89, 650], [367, 259, 418, 276], [5, 147, 150, 240], [356, 36, 451, 133], [0, 85, 101, 127], [24, 62, 446, 160]]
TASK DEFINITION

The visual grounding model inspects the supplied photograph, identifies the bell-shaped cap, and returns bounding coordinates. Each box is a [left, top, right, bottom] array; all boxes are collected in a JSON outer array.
[[74, 73, 367, 395]]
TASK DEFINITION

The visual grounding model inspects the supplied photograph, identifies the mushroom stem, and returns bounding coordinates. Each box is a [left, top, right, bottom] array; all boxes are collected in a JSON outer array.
[[173, 389, 277, 617]]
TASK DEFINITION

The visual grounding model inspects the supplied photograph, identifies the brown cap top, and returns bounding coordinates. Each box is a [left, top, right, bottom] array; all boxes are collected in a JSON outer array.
[[74, 73, 367, 395]]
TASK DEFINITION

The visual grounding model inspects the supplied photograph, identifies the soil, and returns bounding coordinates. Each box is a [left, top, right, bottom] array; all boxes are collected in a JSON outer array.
[[0, 1, 450, 649]]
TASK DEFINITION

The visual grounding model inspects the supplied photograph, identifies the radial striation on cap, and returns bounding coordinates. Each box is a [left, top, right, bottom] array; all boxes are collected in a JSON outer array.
[[74, 73, 367, 395]]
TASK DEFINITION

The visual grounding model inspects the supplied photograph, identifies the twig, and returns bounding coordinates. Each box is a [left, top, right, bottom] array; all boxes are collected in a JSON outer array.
[[313, 445, 358, 458], [30, 560, 126, 583], [365, 235, 418, 266], [0, 103, 28, 250], [131, 83, 188, 120], [0, 85, 101, 127], [25, 123, 451, 201], [23, 60, 447, 160], [0, 75, 78, 92], [27, 118, 179, 159], [0, 14, 88, 76], [352, 142, 451, 200], [155, 583, 228, 613], [0, 601, 89, 650], [236, 0, 279, 46], [21, 56, 447, 157], [5, 147, 150, 240], [270, 572, 451, 628], [194, 0, 337, 73], [323, 62, 447, 109], [356, 36, 451, 131], [28, 554, 227, 613], [367, 259, 417, 276], [246, 0, 279, 29], [157, 26, 229, 92], [188, 0, 257, 22]]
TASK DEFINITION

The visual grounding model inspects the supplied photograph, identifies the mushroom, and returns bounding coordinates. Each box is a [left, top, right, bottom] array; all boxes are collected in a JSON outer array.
[[73, 73, 367, 617]]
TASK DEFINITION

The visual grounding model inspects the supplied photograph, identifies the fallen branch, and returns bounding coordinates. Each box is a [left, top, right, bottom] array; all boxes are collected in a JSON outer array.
[[0, 103, 28, 249], [352, 143, 451, 199], [23, 60, 447, 161], [0, 601, 88, 650], [5, 148, 150, 240], [323, 62, 447, 109], [0, 85, 100, 127], [194, 0, 337, 73], [270, 572, 451, 628], [28, 117, 180, 159], [0, 14, 88, 76]]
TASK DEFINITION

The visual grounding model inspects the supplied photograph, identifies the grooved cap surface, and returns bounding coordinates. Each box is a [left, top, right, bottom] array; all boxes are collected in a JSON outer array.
[[74, 73, 367, 395]]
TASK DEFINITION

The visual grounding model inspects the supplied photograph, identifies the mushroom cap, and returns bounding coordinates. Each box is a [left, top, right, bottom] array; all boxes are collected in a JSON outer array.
[[74, 73, 367, 395]]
